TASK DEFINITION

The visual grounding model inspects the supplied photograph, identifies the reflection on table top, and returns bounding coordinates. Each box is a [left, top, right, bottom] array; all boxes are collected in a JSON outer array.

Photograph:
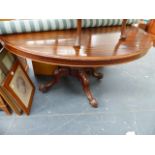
[[0, 26, 153, 67]]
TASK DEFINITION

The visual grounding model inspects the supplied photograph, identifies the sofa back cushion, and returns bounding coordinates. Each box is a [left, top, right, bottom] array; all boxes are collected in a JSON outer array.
[[0, 19, 139, 35]]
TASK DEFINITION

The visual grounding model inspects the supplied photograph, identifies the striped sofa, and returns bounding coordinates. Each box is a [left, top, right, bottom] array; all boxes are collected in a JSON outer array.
[[0, 19, 139, 35]]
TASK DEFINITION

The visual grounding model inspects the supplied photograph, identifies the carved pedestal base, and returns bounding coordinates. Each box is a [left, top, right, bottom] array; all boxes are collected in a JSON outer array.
[[39, 67, 103, 108]]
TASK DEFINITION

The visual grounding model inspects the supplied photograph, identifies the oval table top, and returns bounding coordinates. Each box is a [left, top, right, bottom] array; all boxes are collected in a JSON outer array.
[[0, 26, 153, 67]]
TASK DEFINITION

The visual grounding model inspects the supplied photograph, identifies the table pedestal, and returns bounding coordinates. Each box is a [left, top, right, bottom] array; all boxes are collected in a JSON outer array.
[[39, 67, 103, 108]]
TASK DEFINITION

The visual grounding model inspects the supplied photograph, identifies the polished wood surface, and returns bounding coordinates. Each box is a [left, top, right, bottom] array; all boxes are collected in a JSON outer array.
[[149, 34, 155, 47], [0, 26, 152, 67], [139, 20, 155, 47], [147, 19, 155, 35], [0, 25, 153, 108]]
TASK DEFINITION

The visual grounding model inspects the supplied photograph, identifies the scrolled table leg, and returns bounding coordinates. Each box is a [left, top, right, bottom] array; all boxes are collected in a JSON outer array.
[[91, 68, 103, 79], [39, 67, 69, 92], [78, 70, 98, 108]]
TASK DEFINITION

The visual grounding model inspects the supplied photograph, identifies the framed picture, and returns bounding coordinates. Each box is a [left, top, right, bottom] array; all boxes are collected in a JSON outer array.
[[0, 48, 16, 74], [4, 61, 35, 115], [2, 51, 15, 70], [0, 86, 22, 115]]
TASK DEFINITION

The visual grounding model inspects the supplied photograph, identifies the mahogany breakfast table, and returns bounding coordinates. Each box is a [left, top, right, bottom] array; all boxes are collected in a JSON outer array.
[[0, 26, 153, 108]]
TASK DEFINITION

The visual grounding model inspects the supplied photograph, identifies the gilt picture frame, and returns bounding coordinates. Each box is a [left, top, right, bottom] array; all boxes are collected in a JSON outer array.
[[4, 61, 35, 115]]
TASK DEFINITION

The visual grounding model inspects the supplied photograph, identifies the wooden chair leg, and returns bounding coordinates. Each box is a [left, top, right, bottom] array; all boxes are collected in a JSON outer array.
[[120, 19, 128, 40]]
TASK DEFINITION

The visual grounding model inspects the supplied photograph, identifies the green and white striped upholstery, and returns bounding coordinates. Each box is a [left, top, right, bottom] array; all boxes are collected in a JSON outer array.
[[0, 19, 139, 35]]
